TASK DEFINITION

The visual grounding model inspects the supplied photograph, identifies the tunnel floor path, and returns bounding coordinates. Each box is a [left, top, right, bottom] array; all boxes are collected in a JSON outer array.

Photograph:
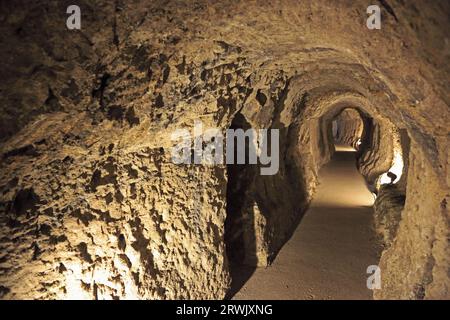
[[233, 147, 382, 300]]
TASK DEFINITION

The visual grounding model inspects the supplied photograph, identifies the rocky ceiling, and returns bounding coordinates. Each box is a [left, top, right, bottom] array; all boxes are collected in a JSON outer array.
[[0, 0, 448, 299]]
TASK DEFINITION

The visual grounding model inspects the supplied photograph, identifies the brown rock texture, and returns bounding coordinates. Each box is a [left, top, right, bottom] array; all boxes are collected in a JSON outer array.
[[0, 0, 449, 299], [332, 108, 364, 150]]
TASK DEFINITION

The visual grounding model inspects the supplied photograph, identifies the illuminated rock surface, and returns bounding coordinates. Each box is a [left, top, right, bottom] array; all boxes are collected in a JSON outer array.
[[0, 0, 448, 299]]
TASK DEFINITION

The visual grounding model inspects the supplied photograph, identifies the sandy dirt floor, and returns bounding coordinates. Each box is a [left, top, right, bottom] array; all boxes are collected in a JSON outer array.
[[233, 147, 382, 300]]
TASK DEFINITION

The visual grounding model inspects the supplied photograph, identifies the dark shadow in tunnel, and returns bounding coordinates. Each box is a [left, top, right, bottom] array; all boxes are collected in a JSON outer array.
[[225, 264, 255, 300], [224, 112, 257, 299]]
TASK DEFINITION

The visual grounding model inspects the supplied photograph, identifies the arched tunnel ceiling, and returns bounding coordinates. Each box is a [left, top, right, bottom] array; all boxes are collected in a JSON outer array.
[[1, 1, 449, 132], [1, 1, 448, 175], [0, 0, 449, 300]]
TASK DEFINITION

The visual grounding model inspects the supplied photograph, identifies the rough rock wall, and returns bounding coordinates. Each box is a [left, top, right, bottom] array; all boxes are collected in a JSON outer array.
[[371, 129, 410, 250], [0, 114, 230, 299], [0, 0, 449, 299], [357, 118, 396, 187], [333, 108, 364, 149], [374, 184, 406, 247], [374, 144, 449, 299]]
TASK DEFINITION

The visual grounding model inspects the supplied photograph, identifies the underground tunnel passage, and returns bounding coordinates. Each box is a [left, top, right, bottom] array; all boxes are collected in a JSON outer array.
[[227, 104, 409, 299], [0, 1, 449, 301]]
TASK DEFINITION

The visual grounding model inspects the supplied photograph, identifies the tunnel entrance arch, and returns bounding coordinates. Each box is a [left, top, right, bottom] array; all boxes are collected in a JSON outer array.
[[331, 107, 366, 151], [223, 88, 416, 299], [316, 100, 411, 253]]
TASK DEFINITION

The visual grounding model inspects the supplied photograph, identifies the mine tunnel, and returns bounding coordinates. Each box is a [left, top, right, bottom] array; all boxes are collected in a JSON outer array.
[[224, 103, 411, 299], [0, 1, 448, 301]]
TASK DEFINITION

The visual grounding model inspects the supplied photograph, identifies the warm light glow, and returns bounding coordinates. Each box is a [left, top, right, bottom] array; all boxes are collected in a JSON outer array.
[[335, 143, 356, 152], [378, 149, 404, 187], [313, 151, 375, 208], [64, 264, 91, 300]]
